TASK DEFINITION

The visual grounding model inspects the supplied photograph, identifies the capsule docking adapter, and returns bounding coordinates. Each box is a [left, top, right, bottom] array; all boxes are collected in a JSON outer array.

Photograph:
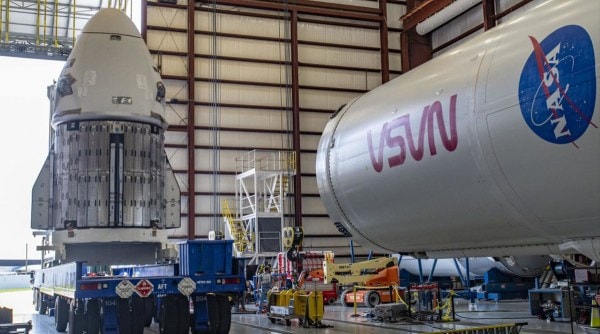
[[30, 8, 181, 266]]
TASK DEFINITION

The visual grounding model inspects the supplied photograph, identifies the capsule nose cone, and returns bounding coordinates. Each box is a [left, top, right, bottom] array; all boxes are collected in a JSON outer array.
[[81, 8, 140, 38]]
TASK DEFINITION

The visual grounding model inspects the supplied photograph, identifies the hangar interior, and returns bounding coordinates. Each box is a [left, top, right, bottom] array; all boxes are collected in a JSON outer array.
[[0, 0, 541, 259], [142, 0, 538, 259], [2, 1, 600, 333]]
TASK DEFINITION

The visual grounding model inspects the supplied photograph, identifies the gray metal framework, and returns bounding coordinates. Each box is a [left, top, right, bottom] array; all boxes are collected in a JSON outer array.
[[0, 0, 128, 59]]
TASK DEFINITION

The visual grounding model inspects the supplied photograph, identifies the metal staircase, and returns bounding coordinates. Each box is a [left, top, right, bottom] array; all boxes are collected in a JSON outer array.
[[222, 199, 252, 254]]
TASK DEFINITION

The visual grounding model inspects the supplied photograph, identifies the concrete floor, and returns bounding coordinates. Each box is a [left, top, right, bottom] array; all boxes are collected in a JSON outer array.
[[1, 290, 597, 334]]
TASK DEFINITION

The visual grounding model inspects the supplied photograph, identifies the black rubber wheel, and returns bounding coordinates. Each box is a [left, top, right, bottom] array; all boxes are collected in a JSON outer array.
[[176, 296, 190, 334], [206, 295, 220, 334], [340, 290, 354, 307], [159, 296, 179, 334], [85, 299, 101, 334], [68, 299, 84, 334], [268, 317, 276, 324], [39, 299, 48, 315], [37, 291, 48, 315], [364, 291, 380, 308], [55, 297, 69, 332], [217, 295, 231, 334], [144, 296, 156, 327], [131, 297, 146, 334], [34, 290, 40, 313], [285, 319, 291, 326], [118, 298, 133, 334]]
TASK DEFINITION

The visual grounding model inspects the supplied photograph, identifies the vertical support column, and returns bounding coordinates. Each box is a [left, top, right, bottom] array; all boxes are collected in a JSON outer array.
[[379, 0, 390, 84], [400, 0, 432, 72], [417, 258, 424, 284], [428, 259, 438, 282], [482, 0, 496, 31], [141, 0, 148, 41], [187, 0, 196, 240], [400, 28, 431, 72], [291, 10, 302, 228]]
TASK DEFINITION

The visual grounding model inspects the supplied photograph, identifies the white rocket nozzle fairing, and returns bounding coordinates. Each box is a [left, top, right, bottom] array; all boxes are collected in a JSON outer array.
[[31, 9, 180, 265], [316, 0, 600, 265]]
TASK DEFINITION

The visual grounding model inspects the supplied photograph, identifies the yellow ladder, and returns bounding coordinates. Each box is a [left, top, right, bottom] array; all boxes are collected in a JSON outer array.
[[281, 175, 289, 194]]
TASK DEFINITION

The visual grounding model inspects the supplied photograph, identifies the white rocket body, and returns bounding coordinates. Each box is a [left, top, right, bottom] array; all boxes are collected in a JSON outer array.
[[316, 0, 600, 266], [31, 9, 180, 265]]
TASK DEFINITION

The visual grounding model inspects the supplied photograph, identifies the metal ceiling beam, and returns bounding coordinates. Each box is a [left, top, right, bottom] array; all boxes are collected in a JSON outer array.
[[401, 0, 453, 30], [195, 0, 384, 22]]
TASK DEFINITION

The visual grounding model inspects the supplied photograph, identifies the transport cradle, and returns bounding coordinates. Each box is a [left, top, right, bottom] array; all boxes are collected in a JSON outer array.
[[32, 240, 244, 334]]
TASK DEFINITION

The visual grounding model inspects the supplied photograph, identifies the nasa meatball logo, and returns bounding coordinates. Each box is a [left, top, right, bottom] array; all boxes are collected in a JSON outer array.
[[518, 25, 597, 146]]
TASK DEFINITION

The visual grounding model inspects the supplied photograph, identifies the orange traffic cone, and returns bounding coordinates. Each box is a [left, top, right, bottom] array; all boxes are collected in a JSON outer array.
[[591, 297, 600, 328]]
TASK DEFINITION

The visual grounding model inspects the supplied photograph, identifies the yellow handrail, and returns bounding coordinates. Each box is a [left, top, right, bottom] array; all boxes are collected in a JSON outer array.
[[43, 0, 47, 45], [53, 0, 58, 47], [0, 0, 4, 44], [4, 0, 9, 43], [36, 0, 40, 45], [288, 151, 296, 172], [71, 0, 75, 45], [222, 199, 248, 252]]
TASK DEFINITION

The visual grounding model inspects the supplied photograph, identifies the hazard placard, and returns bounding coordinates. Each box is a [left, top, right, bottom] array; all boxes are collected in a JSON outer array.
[[178, 277, 196, 296], [116, 280, 135, 299], [135, 279, 154, 298]]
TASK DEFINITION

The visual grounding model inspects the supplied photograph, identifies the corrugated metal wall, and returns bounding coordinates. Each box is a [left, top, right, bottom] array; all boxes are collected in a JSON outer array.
[[144, 0, 405, 258], [143, 0, 536, 258]]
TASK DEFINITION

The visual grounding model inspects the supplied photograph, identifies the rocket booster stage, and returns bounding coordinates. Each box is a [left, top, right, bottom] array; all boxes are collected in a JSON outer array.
[[31, 9, 180, 265], [316, 0, 600, 262]]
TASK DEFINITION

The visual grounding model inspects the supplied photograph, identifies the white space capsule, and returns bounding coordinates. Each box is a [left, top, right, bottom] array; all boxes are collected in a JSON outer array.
[[31, 8, 180, 265], [316, 0, 600, 266]]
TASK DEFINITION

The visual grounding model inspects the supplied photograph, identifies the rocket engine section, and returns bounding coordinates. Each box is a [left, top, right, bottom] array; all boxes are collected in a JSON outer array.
[[316, 0, 600, 265], [31, 9, 180, 265]]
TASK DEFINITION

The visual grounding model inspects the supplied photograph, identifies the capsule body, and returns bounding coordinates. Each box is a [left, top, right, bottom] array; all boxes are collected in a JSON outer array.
[[31, 9, 180, 264]]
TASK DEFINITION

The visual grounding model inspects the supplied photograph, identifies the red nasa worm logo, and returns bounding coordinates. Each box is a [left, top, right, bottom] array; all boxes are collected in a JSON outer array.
[[367, 94, 459, 173]]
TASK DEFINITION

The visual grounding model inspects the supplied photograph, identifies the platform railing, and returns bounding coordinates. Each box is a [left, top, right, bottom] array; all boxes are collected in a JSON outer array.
[[235, 150, 296, 174]]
